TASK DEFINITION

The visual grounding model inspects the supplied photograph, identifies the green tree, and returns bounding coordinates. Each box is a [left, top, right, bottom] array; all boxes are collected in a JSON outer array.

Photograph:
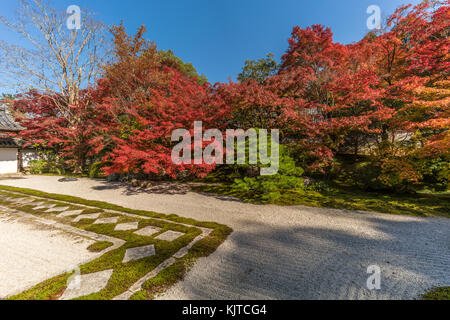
[[1, 93, 15, 100], [238, 53, 279, 84], [158, 49, 208, 84]]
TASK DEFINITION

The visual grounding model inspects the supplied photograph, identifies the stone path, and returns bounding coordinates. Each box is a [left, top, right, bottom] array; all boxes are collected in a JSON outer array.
[[1, 176, 450, 300], [134, 226, 161, 236], [0, 213, 123, 297], [155, 230, 185, 241], [93, 217, 119, 225], [0, 189, 213, 300], [115, 222, 139, 231], [60, 269, 114, 300], [123, 245, 156, 263]]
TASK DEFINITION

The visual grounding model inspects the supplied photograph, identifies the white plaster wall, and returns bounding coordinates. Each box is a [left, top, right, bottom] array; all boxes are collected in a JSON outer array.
[[21, 149, 39, 167], [0, 148, 18, 174]]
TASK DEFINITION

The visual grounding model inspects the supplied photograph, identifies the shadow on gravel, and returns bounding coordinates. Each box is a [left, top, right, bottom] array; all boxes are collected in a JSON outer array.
[[92, 180, 194, 196], [0, 175, 26, 181], [92, 179, 247, 204], [163, 216, 450, 300]]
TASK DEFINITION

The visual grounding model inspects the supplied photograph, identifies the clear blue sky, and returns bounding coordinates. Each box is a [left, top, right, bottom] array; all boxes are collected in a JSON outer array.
[[0, 0, 421, 86]]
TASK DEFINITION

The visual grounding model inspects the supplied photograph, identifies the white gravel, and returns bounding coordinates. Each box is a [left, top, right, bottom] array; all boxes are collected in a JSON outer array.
[[1, 175, 449, 300], [0, 212, 96, 298]]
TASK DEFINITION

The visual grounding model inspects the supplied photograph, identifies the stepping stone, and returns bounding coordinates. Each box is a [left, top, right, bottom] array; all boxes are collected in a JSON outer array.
[[30, 202, 46, 207], [123, 245, 156, 263], [155, 230, 185, 241], [46, 206, 70, 213], [33, 204, 56, 210], [10, 197, 28, 201], [73, 213, 101, 222], [133, 226, 161, 237], [59, 269, 114, 300], [11, 198, 35, 204], [4, 197, 23, 202], [115, 222, 139, 231], [57, 210, 84, 218], [93, 217, 119, 225], [11, 198, 34, 205]]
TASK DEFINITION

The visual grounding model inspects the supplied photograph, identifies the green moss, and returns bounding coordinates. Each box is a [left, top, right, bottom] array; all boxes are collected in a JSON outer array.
[[138, 258, 192, 298], [131, 225, 233, 299], [0, 185, 229, 227], [422, 287, 450, 300], [194, 184, 450, 218], [87, 241, 114, 252], [0, 186, 232, 300], [8, 273, 71, 300]]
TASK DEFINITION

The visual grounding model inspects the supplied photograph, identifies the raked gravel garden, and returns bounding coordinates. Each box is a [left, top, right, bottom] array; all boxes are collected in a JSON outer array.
[[0, 182, 231, 300], [0, 175, 449, 300]]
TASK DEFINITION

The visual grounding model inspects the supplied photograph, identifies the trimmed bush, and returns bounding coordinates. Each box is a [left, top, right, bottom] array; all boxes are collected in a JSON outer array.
[[28, 160, 47, 174], [230, 143, 304, 202]]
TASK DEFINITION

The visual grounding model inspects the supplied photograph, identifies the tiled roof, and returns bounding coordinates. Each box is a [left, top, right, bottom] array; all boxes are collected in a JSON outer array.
[[0, 103, 23, 131], [0, 137, 20, 148]]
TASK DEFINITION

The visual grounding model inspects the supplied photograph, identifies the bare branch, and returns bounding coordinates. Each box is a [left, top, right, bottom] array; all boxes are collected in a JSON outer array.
[[0, 0, 111, 114]]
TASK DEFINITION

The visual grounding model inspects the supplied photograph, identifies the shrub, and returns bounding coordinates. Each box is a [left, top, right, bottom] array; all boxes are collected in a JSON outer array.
[[231, 174, 303, 202], [230, 143, 304, 202], [88, 161, 105, 179], [343, 158, 423, 194], [28, 160, 48, 174], [377, 158, 422, 193], [418, 157, 449, 192], [305, 180, 332, 192], [27, 154, 65, 175]]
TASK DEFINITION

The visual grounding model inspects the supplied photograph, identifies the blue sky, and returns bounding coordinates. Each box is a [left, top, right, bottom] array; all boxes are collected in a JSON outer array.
[[0, 0, 421, 86]]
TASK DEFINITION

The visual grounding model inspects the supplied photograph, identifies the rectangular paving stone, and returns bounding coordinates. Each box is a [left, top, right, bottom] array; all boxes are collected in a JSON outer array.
[[133, 226, 161, 237], [155, 230, 185, 241], [3, 197, 19, 201], [13, 198, 35, 204], [123, 245, 156, 263], [46, 206, 70, 213], [10, 197, 29, 202], [56, 210, 84, 218], [93, 217, 119, 225], [29, 202, 46, 207], [114, 222, 139, 231], [33, 204, 56, 210], [59, 269, 114, 300], [73, 213, 101, 222]]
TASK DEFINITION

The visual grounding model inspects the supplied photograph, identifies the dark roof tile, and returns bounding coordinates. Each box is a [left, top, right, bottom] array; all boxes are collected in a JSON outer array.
[[0, 103, 23, 132], [0, 137, 20, 148]]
